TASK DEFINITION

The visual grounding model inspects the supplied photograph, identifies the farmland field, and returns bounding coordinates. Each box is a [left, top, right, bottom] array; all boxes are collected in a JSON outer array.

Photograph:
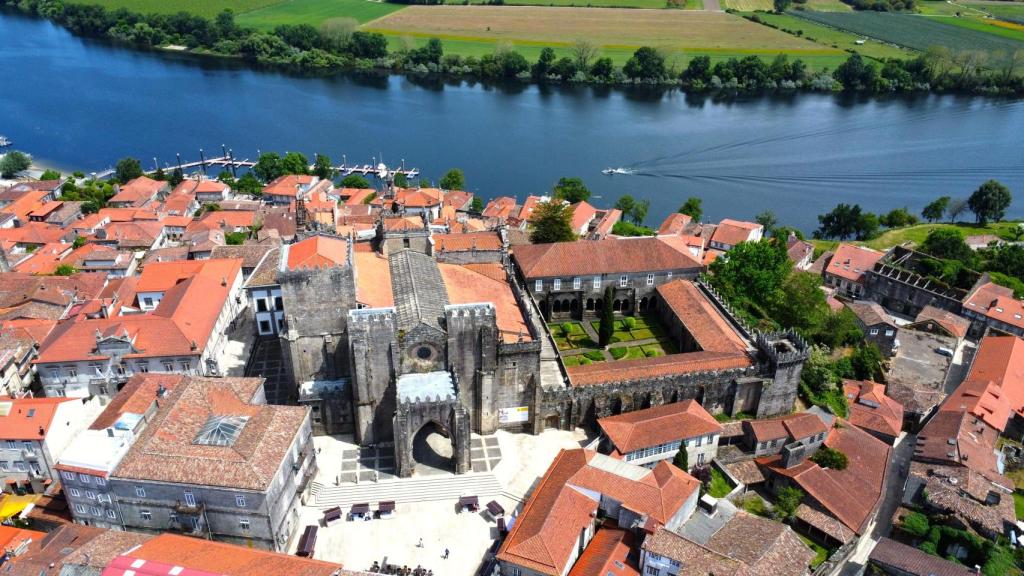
[[367, 6, 838, 52], [723, 0, 773, 11], [62, 0, 281, 18], [792, 10, 1024, 52], [980, 1, 1024, 24], [464, 0, 669, 8], [921, 14, 1024, 41], [751, 12, 914, 59], [803, 0, 853, 10], [237, 0, 404, 28]]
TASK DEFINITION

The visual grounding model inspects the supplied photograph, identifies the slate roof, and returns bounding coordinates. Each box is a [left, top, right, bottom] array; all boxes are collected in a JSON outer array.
[[113, 376, 308, 491], [704, 512, 815, 576], [389, 250, 449, 332], [641, 528, 746, 576], [847, 300, 894, 328]]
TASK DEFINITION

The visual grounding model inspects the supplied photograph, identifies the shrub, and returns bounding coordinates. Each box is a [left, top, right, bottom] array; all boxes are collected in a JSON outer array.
[[774, 486, 804, 520], [561, 322, 574, 337], [811, 446, 849, 470], [623, 317, 637, 330], [899, 511, 930, 538], [584, 350, 605, 362], [579, 357, 592, 366], [611, 347, 628, 360], [645, 349, 658, 357]]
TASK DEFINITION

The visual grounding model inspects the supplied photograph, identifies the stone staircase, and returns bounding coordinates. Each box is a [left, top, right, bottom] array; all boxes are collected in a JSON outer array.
[[310, 472, 504, 510]]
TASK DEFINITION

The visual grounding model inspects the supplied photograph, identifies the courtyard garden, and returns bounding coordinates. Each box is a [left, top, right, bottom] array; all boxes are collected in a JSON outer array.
[[549, 314, 678, 367]]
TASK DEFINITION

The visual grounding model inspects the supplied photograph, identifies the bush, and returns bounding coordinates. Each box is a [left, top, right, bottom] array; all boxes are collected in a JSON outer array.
[[561, 322, 574, 337], [899, 511, 930, 538], [610, 347, 628, 360], [584, 350, 605, 362], [810, 446, 849, 470], [623, 317, 637, 330], [578, 357, 592, 365], [225, 231, 247, 245], [774, 486, 804, 520]]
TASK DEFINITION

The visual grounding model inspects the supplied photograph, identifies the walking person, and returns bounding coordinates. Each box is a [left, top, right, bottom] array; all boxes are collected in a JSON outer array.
[[417, 538, 424, 548], [443, 548, 449, 560]]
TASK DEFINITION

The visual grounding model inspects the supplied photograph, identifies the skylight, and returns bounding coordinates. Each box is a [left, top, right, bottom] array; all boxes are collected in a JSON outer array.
[[193, 415, 249, 447]]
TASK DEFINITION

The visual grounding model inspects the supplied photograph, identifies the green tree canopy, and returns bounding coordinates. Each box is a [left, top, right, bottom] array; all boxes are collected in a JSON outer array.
[[810, 446, 848, 470], [114, 157, 143, 183], [439, 168, 465, 191], [678, 197, 703, 221], [968, 179, 1012, 224], [552, 177, 591, 204], [169, 167, 184, 186], [312, 153, 334, 180], [921, 228, 973, 262], [599, 285, 615, 347], [0, 151, 31, 179], [672, 443, 689, 471], [340, 174, 370, 189], [880, 207, 918, 228], [774, 486, 804, 520], [39, 169, 61, 181], [528, 200, 576, 244], [470, 196, 484, 213], [921, 196, 949, 223], [393, 172, 408, 188], [815, 203, 863, 240], [709, 239, 791, 307], [281, 152, 309, 175], [623, 46, 666, 80], [54, 264, 76, 276], [252, 152, 283, 182], [755, 210, 777, 236]]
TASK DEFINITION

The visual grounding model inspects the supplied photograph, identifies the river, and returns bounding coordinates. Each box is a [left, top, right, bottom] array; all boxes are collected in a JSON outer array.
[[2, 12, 1022, 232]]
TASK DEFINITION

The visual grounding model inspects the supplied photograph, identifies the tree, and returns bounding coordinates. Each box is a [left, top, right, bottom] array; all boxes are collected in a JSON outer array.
[[470, 196, 484, 213], [114, 157, 143, 183], [572, 39, 598, 72], [678, 197, 702, 221], [225, 231, 246, 245], [590, 57, 614, 79], [253, 152, 284, 182], [774, 486, 803, 520], [833, 54, 878, 91], [281, 151, 309, 175], [709, 240, 791, 307], [393, 172, 408, 188], [623, 46, 666, 81], [614, 195, 636, 219], [552, 177, 590, 204], [880, 207, 917, 228], [815, 203, 863, 240], [755, 210, 777, 236], [234, 172, 262, 196], [53, 264, 76, 276], [899, 511, 930, 538], [968, 179, 1012, 224], [946, 197, 969, 223], [340, 174, 370, 189], [672, 444, 689, 471], [921, 228, 972, 261], [770, 272, 830, 337], [851, 343, 885, 382], [922, 196, 950, 223], [681, 55, 712, 86], [529, 200, 576, 244], [532, 47, 556, 80], [599, 286, 615, 347], [0, 151, 31, 178], [774, 0, 792, 12], [854, 211, 880, 240], [418, 178, 431, 188], [347, 31, 388, 59], [312, 153, 333, 180], [39, 169, 61, 180], [72, 236, 87, 249], [810, 446, 848, 470], [439, 168, 465, 191]]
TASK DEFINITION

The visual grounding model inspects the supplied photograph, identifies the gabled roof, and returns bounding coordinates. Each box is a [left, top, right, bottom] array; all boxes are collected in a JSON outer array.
[[910, 305, 971, 339], [284, 235, 349, 270], [963, 281, 1024, 330], [569, 201, 597, 232], [870, 537, 975, 576], [566, 524, 638, 576], [657, 213, 693, 236], [846, 300, 894, 328], [0, 397, 79, 440], [641, 528, 747, 576], [513, 237, 702, 278], [109, 177, 166, 207], [825, 244, 884, 283], [710, 219, 761, 247], [745, 412, 827, 443], [433, 231, 502, 253], [843, 380, 904, 439], [389, 250, 449, 332], [599, 399, 721, 454], [963, 335, 1024, 419]]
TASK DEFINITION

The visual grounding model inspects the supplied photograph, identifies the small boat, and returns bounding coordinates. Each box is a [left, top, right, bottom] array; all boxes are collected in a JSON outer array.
[[0, 136, 10, 147], [602, 167, 633, 175]]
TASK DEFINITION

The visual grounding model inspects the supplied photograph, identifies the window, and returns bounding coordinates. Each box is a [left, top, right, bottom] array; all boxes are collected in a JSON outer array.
[[696, 436, 703, 447], [140, 510, 152, 521], [90, 506, 101, 516], [869, 328, 879, 336], [178, 361, 190, 372], [98, 494, 111, 503], [402, 238, 410, 248], [137, 363, 149, 373], [885, 329, 895, 337], [534, 280, 543, 292], [75, 504, 86, 514], [619, 275, 628, 287], [184, 491, 196, 507], [259, 321, 271, 333], [79, 473, 90, 483], [69, 488, 80, 497], [647, 273, 655, 286], [573, 277, 581, 290], [143, 297, 153, 307], [14, 462, 25, 471], [95, 477, 105, 486], [235, 495, 246, 508], [62, 471, 74, 481], [593, 276, 601, 291], [239, 519, 251, 530], [256, 299, 268, 312], [135, 486, 146, 498], [66, 367, 77, 378], [85, 491, 96, 500], [274, 296, 283, 310], [667, 272, 673, 280], [508, 568, 522, 576], [553, 279, 561, 291], [5, 441, 14, 449], [162, 361, 174, 372], [646, 566, 661, 575], [106, 509, 116, 519], [115, 363, 127, 376]]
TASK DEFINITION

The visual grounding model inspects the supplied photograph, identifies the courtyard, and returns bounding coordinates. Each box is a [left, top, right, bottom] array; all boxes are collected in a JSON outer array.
[[548, 314, 678, 366]]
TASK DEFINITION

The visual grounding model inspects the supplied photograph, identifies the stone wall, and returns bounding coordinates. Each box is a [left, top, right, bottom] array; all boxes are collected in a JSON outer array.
[[348, 308, 399, 445]]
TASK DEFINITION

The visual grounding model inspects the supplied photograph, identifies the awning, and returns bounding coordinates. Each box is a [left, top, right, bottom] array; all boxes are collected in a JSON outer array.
[[458, 496, 478, 507], [486, 500, 504, 516], [378, 501, 395, 513], [351, 503, 370, 514]]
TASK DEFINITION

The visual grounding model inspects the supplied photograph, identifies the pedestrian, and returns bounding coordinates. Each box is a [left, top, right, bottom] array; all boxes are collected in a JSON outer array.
[[443, 548, 449, 559], [417, 538, 423, 548]]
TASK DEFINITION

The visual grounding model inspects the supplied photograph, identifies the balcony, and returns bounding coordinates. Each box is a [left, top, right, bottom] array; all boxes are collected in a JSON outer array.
[[174, 499, 205, 515], [21, 448, 37, 460], [169, 515, 209, 537]]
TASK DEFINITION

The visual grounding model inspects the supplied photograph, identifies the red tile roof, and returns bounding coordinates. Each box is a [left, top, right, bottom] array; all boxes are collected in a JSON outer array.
[[566, 523, 638, 576], [262, 175, 316, 198], [122, 534, 342, 576], [433, 231, 502, 253], [286, 235, 349, 270], [569, 201, 598, 233], [136, 259, 240, 293], [89, 374, 185, 431], [843, 380, 904, 439], [910, 305, 971, 339], [482, 196, 517, 220], [746, 412, 827, 443], [394, 187, 443, 208], [963, 282, 1024, 330], [0, 397, 79, 440], [963, 335, 1024, 420], [439, 262, 531, 342], [657, 213, 692, 236], [513, 237, 702, 278], [109, 177, 166, 207], [599, 399, 721, 454], [826, 245, 884, 283], [352, 251, 394, 308], [710, 219, 762, 247], [870, 537, 975, 576], [568, 351, 752, 387]]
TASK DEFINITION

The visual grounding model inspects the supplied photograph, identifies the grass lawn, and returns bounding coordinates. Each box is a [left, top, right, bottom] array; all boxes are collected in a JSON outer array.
[[798, 534, 831, 568], [367, 6, 844, 61], [623, 345, 648, 359], [751, 12, 915, 60], [708, 466, 734, 497], [1015, 492, 1024, 519], [740, 494, 770, 517], [802, 0, 853, 11], [63, 0, 281, 18], [977, 1, 1024, 24], [861, 221, 1023, 250], [237, 0, 406, 29], [684, 0, 704, 9]]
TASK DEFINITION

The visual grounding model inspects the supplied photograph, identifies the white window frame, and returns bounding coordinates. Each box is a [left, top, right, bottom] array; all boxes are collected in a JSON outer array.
[[534, 280, 543, 292], [85, 491, 96, 500], [106, 509, 116, 519], [5, 441, 15, 450], [135, 486, 146, 498], [184, 491, 196, 507], [90, 506, 101, 516], [14, 462, 26, 471], [75, 504, 86, 514], [573, 277, 581, 290], [61, 471, 75, 481], [239, 519, 251, 530], [593, 276, 601, 291], [619, 275, 628, 287], [646, 273, 655, 286], [140, 510, 152, 521], [95, 477, 105, 486], [69, 488, 80, 497], [553, 279, 561, 291], [79, 473, 90, 483], [235, 495, 246, 508]]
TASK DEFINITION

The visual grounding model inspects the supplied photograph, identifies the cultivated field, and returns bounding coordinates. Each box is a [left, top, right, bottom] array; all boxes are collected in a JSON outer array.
[[923, 14, 1024, 42], [236, 0, 405, 28], [751, 12, 914, 59], [465, 0, 670, 8], [62, 0, 281, 18], [367, 6, 835, 52], [793, 10, 1024, 52], [723, 0, 773, 11]]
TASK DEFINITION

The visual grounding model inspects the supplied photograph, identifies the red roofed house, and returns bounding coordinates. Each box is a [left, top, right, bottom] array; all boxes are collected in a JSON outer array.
[[108, 177, 169, 209], [598, 400, 722, 469], [393, 187, 444, 220], [743, 412, 828, 458], [568, 201, 598, 236], [843, 379, 904, 444], [35, 258, 245, 397], [496, 448, 700, 576], [0, 396, 96, 492], [708, 219, 763, 251], [823, 244, 884, 299], [962, 278, 1024, 338], [261, 175, 320, 205], [174, 178, 230, 204]]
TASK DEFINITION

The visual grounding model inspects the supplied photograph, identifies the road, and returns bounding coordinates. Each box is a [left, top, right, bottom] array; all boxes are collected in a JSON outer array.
[[836, 431, 916, 576]]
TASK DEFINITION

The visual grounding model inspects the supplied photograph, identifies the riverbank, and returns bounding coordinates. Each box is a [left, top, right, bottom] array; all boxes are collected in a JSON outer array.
[[3, 0, 1022, 97]]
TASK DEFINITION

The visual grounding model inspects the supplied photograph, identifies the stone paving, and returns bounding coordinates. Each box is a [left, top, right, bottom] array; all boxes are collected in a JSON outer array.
[[244, 336, 292, 405], [331, 436, 503, 482]]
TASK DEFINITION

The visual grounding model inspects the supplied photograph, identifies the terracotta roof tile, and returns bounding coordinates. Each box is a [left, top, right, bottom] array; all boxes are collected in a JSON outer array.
[[910, 305, 971, 339], [0, 397, 79, 440], [826, 245, 884, 283], [963, 282, 1024, 330], [433, 231, 502, 252], [843, 380, 904, 439], [869, 537, 974, 576], [566, 523, 638, 576], [710, 219, 762, 247], [513, 237, 702, 278], [599, 400, 721, 454], [286, 235, 349, 270]]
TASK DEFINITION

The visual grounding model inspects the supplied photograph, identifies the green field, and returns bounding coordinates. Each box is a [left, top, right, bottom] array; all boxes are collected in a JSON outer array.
[[723, 0, 773, 11], [803, 0, 854, 10], [63, 0, 280, 18], [792, 10, 1024, 52], [752, 12, 914, 59], [237, 0, 406, 28], [921, 14, 1024, 42], [464, 0, 669, 7], [981, 1, 1024, 24]]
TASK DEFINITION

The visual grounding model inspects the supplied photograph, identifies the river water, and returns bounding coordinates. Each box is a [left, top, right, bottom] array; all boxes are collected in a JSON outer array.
[[2, 12, 1022, 232]]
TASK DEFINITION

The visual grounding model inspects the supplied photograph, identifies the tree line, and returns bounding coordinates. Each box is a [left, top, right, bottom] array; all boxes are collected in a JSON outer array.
[[5, 0, 1022, 95]]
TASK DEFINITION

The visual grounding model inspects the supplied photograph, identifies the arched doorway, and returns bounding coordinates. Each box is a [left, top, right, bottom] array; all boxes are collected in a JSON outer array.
[[553, 300, 562, 314], [570, 299, 579, 314], [586, 298, 594, 311], [411, 421, 455, 476], [613, 299, 622, 312], [544, 414, 560, 430], [539, 300, 548, 318], [596, 298, 604, 311], [639, 297, 649, 312]]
